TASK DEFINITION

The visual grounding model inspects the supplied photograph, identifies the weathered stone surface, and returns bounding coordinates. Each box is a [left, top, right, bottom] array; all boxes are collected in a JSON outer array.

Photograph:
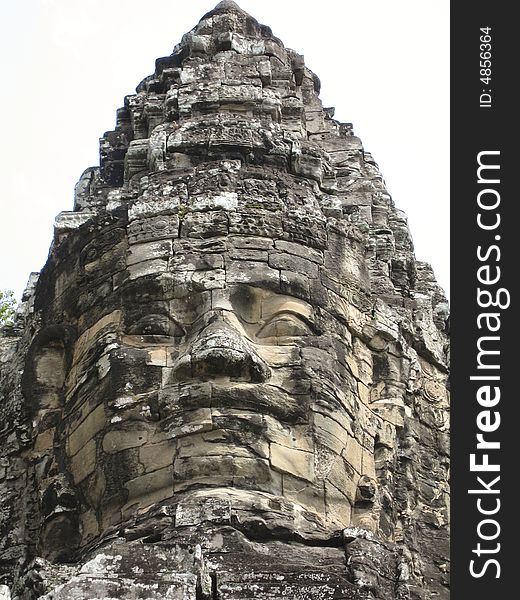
[[0, 2, 449, 599]]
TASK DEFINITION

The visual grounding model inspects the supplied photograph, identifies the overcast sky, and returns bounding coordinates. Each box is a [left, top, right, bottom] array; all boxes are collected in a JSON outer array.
[[0, 0, 449, 301]]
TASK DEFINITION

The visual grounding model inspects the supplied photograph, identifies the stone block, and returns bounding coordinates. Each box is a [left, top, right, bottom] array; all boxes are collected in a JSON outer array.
[[325, 481, 353, 527], [269, 252, 319, 278], [361, 448, 377, 479], [124, 464, 174, 505], [102, 428, 149, 454], [282, 474, 327, 516], [229, 235, 274, 250], [67, 403, 106, 456], [226, 260, 280, 288], [146, 347, 168, 367], [270, 443, 314, 482], [173, 456, 280, 494], [72, 310, 122, 366], [177, 433, 262, 460], [190, 191, 238, 212], [34, 428, 55, 453], [127, 240, 172, 266], [181, 210, 229, 239], [128, 258, 168, 280], [274, 239, 324, 264], [313, 412, 350, 454], [175, 491, 232, 527], [128, 215, 179, 244], [327, 453, 358, 505], [71, 439, 97, 484], [342, 436, 363, 475], [255, 345, 301, 368]]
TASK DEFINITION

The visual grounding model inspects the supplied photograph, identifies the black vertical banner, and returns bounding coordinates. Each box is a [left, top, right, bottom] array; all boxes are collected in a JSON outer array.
[[451, 3, 515, 598]]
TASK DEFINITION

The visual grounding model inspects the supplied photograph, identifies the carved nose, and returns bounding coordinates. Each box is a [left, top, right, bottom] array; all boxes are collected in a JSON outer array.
[[173, 320, 270, 383]]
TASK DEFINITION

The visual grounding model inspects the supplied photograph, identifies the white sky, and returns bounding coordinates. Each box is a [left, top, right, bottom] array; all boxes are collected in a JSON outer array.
[[0, 0, 449, 301]]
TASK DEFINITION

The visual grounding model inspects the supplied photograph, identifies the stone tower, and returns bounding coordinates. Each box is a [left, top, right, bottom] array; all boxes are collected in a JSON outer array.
[[0, 2, 449, 598]]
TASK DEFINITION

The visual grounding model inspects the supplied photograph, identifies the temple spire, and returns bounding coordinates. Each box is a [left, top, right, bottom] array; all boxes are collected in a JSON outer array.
[[213, 0, 246, 11], [202, 0, 254, 20]]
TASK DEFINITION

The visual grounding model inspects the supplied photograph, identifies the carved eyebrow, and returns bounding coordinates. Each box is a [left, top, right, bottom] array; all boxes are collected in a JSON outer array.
[[262, 309, 319, 334], [256, 311, 322, 341], [127, 314, 185, 336], [261, 297, 314, 322]]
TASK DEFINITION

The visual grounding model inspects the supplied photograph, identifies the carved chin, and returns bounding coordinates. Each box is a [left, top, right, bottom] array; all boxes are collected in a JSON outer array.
[[91, 381, 318, 521]]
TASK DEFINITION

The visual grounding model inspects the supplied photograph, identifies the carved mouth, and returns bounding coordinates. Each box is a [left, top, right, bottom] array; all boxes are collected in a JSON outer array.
[[159, 381, 309, 428]]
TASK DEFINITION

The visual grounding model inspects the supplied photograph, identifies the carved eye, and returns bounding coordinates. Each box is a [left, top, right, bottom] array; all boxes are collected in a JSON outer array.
[[128, 315, 184, 342], [257, 313, 311, 339]]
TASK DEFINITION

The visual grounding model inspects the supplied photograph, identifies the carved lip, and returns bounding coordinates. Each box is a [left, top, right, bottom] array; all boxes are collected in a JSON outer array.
[[161, 381, 309, 425]]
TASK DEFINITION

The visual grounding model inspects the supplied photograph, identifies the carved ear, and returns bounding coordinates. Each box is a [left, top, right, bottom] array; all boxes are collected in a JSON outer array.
[[21, 325, 77, 425], [20, 326, 82, 562]]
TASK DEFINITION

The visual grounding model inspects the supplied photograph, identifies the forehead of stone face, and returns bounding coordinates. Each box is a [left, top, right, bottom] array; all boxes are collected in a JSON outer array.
[[38, 163, 371, 337], [125, 164, 369, 290]]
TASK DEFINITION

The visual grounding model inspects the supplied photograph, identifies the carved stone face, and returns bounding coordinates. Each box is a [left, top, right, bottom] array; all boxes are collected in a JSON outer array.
[[25, 174, 389, 548], [65, 229, 371, 538], [2, 5, 450, 595]]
